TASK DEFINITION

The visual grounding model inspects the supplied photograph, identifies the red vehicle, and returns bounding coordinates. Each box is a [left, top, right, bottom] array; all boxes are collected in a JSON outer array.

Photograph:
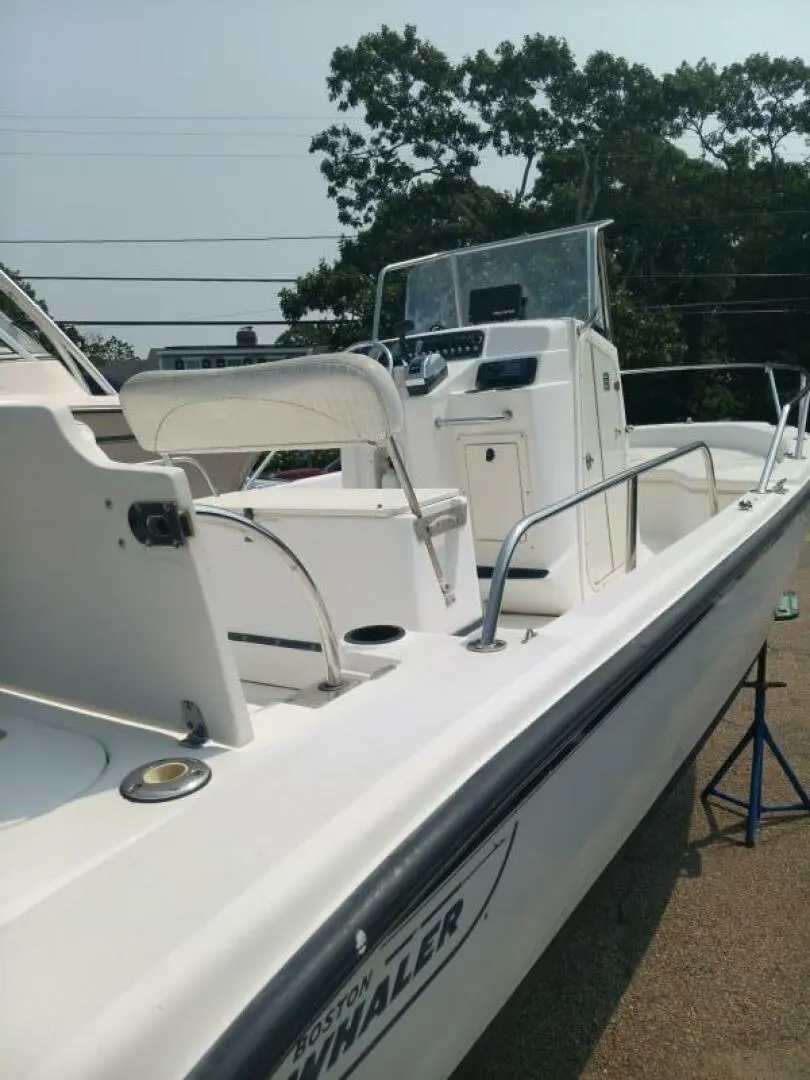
[[269, 456, 341, 482]]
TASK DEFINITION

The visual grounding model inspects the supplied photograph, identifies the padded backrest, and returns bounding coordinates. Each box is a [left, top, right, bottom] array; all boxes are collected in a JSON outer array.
[[0, 402, 253, 747], [119, 352, 404, 455]]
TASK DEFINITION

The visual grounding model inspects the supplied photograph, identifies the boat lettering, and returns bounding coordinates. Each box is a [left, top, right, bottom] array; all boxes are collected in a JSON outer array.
[[291, 972, 373, 1061], [284, 900, 464, 1080], [274, 824, 517, 1080]]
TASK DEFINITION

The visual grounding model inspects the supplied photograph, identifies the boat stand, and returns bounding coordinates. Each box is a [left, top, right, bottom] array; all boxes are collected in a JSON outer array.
[[702, 620, 810, 847]]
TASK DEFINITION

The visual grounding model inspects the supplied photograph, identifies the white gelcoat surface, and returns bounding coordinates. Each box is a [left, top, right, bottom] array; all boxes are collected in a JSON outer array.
[[3, 305, 810, 1080]]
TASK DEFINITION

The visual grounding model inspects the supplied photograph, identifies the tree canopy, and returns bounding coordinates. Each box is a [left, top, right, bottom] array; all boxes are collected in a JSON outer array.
[[280, 28, 810, 417], [83, 333, 139, 367]]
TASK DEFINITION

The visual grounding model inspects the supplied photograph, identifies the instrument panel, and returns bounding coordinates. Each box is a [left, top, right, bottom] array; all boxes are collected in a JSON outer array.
[[382, 329, 485, 363]]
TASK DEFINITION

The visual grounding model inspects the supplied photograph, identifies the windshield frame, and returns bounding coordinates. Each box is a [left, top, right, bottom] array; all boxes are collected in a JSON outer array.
[[372, 219, 613, 341], [0, 310, 50, 359]]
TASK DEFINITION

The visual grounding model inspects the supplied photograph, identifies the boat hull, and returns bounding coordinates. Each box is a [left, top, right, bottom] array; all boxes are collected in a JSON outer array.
[[209, 507, 807, 1080]]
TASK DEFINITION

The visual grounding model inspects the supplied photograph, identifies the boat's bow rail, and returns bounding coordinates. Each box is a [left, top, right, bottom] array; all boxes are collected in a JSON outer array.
[[754, 371, 810, 491], [622, 361, 810, 470]]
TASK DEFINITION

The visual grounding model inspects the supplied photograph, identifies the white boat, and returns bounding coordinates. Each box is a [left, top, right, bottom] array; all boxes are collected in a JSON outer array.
[[3, 221, 809, 1080], [0, 265, 258, 498]]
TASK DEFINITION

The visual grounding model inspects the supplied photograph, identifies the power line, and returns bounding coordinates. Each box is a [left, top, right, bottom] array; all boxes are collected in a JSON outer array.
[[19, 272, 810, 284], [626, 271, 810, 279], [0, 151, 312, 159], [56, 319, 350, 327], [606, 207, 810, 225], [20, 275, 297, 283], [644, 295, 810, 310], [56, 307, 809, 327], [657, 308, 810, 316], [0, 234, 346, 244], [0, 128, 317, 138], [0, 112, 364, 122], [3, 208, 808, 246]]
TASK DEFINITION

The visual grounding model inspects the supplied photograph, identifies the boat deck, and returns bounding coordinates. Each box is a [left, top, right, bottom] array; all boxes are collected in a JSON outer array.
[[628, 443, 763, 492]]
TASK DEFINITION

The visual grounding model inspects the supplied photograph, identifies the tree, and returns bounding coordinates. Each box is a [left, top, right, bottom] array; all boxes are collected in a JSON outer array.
[[273, 324, 334, 350], [83, 333, 140, 367], [311, 24, 485, 228], [281, 27, 810, 401]]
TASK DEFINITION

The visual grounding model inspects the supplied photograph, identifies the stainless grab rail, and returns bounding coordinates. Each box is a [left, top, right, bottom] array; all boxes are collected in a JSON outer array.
[[141, 455, 219, 497], [757, 376, 810, 493], [621, 361, 810, 456], [435, 410, 513, 428], [468, 441, 718, 653], [195, 504, 346, 689]]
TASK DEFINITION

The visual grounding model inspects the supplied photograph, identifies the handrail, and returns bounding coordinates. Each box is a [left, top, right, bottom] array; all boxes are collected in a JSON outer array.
[[623, 361, 808, 377], [194, 504, 346, 689], [757, 377, 810, 492], [243, 450, 279, 490], [435, 410, 513, 428], [140, 455, 219, 496], [170, 456, 219, 497], [468, 441, 718, 653], [621, 361, 809, 457]]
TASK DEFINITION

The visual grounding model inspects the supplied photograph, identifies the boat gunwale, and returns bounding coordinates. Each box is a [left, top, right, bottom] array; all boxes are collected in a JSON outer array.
[[185, 472, 810, 1080]]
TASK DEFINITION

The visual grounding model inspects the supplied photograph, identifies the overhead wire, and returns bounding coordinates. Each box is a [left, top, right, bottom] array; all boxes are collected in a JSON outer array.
[[19, 275, 298, 282], [0, 151, 314, 159], [14, 271, 810, 283], [0, 234, 346, 244], [0, 112, 365, 121], [2, 207, 808, 245], [0, 128, 318, 137]]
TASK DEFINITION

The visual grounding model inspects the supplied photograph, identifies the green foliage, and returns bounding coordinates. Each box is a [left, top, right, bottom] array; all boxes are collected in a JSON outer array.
[[311, 24, 485, 227], [83, 333, 139, 366], [282, 30, 810, 418]]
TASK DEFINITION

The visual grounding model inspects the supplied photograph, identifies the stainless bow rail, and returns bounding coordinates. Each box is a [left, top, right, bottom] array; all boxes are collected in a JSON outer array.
[[621, 362, 810, 464], [756, 377, 810, 493], [195, 504, 346, 689], [468, 441, 719, 653]]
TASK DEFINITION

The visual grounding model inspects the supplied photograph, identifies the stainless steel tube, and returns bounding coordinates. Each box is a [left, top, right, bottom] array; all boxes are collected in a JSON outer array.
[[195, 504, 345, 688]]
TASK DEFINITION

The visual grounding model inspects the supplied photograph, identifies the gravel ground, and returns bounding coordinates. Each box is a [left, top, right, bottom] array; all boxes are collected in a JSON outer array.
[[453, 538, 810, 1080]]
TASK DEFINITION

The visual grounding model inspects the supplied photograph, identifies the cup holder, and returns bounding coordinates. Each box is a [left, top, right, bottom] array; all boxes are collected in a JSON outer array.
[[344, 624, 406, 646]]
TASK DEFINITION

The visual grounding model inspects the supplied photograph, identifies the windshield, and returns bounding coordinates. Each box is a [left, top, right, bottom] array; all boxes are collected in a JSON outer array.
[[374, 223, 606, 339], [0, 310, 49, 358]]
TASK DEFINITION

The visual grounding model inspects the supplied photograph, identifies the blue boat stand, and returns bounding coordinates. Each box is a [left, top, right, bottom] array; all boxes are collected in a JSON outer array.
[[702, 639, 810, 847]]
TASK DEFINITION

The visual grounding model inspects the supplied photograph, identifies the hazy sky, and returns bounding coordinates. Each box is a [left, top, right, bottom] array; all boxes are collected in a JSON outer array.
[[3, 0, 809, 356]]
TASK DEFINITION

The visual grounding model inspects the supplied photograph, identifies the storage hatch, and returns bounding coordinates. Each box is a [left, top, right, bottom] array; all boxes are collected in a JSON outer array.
[[462, 441, 526, 543]]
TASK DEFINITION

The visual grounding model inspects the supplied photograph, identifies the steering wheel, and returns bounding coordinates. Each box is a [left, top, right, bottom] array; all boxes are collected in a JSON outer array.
[[344, 339, 396, 376]]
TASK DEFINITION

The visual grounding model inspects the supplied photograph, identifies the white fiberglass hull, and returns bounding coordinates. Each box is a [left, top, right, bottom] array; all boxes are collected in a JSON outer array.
[[220, 510, 806, 1080]]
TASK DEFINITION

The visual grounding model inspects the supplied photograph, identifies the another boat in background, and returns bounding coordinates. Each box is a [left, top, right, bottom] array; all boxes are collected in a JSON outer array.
[[0, 266, 258, 498]]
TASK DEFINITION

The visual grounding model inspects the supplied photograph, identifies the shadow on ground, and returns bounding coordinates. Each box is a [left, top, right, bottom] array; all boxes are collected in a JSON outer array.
[[451, 762, 699, 1080]]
